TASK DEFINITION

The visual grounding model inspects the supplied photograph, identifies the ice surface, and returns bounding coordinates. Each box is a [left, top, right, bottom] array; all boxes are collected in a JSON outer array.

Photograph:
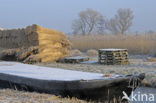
[[80, 61, 98, 64], [99, 48, 127, 51], [65, 56, 88, 59], [0, 62, 119, 81]]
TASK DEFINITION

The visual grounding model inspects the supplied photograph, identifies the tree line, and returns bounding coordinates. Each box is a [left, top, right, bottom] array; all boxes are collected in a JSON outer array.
[[72, 8, 134, 35]]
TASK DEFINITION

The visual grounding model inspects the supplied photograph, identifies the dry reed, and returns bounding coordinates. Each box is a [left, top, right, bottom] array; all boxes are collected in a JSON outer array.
[[69, 34, 156, 55], [0, 25, 71, 63]]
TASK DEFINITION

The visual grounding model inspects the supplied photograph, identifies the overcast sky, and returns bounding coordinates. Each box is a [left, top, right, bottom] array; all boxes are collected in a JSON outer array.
[[0, 0, 156, 33]]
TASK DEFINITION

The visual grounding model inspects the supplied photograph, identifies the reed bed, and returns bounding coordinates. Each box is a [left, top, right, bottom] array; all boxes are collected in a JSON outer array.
[[69, 34, 156, 55]]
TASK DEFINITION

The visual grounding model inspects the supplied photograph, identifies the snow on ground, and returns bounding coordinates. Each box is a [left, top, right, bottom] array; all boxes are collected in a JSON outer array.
[[0, 61, 119, 81]]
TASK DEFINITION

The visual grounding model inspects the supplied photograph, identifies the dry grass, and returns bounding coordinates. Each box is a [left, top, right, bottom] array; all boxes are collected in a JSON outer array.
[[0, 89, 122, 103], [69, 34, 156, 55], [86, 49, 98, 56], [37, 56, 156, 88], [0, 89, 87, 103], [0, 47, 5, 51], [70, 49, 82, 56], [146, 57, 156, 62], [0, 25, 70, 63]]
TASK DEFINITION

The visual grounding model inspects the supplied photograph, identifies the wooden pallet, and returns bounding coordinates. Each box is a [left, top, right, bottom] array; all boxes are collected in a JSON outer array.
[[99, 49, 129, 65], [58, 56, 89, 63]]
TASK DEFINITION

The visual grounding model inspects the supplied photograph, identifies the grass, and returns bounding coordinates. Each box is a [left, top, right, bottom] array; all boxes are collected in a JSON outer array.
[[37, 56, 156, 88], [1, 56, 155, 102], [0, 89, 123, 103], [69, 34, 156, 55], [1, 34, 156, 103], [0, 89, 87, 103]]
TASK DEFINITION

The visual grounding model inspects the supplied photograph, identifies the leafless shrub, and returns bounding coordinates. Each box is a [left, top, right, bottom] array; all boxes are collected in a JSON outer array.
[[70, 49, 82, 56], [86, 49, 98, 56]]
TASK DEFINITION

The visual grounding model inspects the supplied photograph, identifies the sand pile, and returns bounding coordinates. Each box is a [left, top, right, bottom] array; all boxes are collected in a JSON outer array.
[[0, 24, 70, 63]]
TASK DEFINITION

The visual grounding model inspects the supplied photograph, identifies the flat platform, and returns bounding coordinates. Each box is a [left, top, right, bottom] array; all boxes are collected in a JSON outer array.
[[99, 48, 127, 51], [58, 56, 90, 63], [0, 62, 145, 102], [0, 62, 119, 81]]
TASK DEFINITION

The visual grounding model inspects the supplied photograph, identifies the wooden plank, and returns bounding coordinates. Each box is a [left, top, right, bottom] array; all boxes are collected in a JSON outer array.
[[58, 56, 89, 63], [0, 62, 145, 102], [0, 73, 144, 102]]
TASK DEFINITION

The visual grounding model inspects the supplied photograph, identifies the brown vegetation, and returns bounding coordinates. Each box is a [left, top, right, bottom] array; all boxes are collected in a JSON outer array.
[[0, 47, 40, 63], [0, 25, 70, 63], [70, 49, 82, 56], [0, 27, 3, 31], [86, 49, 98, 56], [146, 57, 156, 62], [69, 34, 156, 55], [0, 89, 88, 103], [0, 89, 123, 103]]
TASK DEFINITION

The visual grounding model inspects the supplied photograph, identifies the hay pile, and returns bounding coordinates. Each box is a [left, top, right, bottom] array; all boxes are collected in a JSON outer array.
[[0, 24, 70, 63], [34, 25, 70, 62], [0, 47, 39, 62], [0, 27, 3, 31]]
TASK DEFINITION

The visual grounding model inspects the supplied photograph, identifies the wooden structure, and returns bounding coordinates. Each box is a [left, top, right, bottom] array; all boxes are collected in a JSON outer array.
[[0, 62, 145, 102], [58, 56, 89, 63], [99, 49, 129, 65]]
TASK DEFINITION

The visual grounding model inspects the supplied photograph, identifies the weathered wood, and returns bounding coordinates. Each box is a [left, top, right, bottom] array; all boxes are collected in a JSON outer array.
[[0, 72, 145, 102], [58, 56, 89, 63], [99, 49, 129, 65]]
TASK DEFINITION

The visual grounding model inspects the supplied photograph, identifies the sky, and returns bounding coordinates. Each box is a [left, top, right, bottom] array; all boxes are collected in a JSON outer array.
[[0, 0, 156, 33]]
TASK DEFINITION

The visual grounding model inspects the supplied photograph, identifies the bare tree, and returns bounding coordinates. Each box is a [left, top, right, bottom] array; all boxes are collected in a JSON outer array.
[[106, 8, 134, 35], [97, 15, 106, 34], [106, 18, 119, 34], [72, 8, 105, 35]]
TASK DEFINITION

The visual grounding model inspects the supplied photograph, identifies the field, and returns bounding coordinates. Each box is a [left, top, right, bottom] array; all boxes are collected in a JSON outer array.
[[0, 89, 87, 103], [68, 34, 156, 87], [0, 55, 156, 103], [0, 87, 155, 103], [37, 55, 156, 88], [69, 34, 156, 55], [0, 34, 156, 103]]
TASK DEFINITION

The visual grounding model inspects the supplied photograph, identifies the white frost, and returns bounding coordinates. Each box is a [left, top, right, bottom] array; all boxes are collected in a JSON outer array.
[[99, 48, 127, 51], [0, 62, 119, 81]]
